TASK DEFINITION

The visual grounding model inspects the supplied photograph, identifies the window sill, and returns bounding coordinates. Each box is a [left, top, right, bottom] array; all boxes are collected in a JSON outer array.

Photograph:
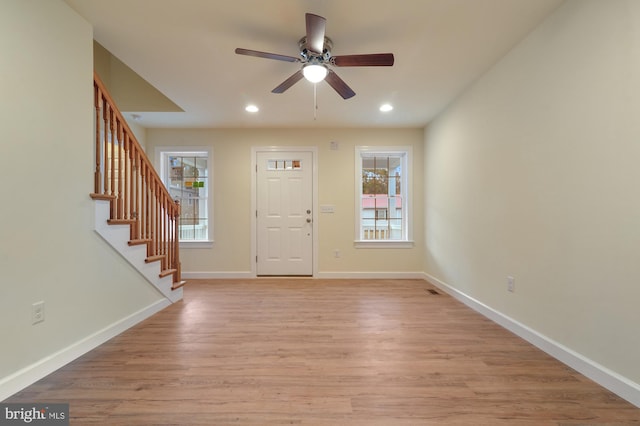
[[179, 240, 214, 249], [354, 240, 414, 249]]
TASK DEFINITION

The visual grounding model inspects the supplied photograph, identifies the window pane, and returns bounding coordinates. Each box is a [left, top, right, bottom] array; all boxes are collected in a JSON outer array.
[[184, 164, 195, 178], [179, 218, 208, 240], [362, 172, 377, 195], [363, 170, 388, 195], [388, 196, 400, 213], [373, 195, 387, 209], [362, 157, 375, 169], [180, 198, 198, 224], [267, 159, 303, 170], [388, 156, 402, 172], [388, 218, 403, 239], [195, 157, 207, 173], [374, 156, 390, 174], [388, 176, 397, 195]]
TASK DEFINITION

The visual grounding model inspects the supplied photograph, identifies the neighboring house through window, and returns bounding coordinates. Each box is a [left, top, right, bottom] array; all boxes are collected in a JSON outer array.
[[157, 148, 212, 246], [355, 146, 413, 248]]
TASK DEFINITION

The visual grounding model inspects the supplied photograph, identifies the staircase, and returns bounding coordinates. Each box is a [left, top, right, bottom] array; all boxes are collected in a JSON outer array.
[[90, 72, 184, 302]]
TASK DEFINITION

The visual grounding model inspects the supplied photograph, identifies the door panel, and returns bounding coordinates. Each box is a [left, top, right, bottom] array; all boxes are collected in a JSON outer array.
[[257, 151, 313, 275], [267, 178, 281, 215]]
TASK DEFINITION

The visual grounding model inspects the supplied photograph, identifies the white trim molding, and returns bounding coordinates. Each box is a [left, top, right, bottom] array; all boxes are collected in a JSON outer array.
[[182, 271, 253, 279], [353, 240, 415, 249], [316, 271, 425, 280], [423, 272, 640, 408], [183, 271, 426, 280]]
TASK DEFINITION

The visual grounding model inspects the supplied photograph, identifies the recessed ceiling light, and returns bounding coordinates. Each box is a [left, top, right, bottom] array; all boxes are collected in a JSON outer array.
[[245, 105, 259, 113], [379, 104, 393, 112]]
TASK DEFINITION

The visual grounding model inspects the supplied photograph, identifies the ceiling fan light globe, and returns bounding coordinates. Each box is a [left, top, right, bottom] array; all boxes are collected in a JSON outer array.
[[303, 64, 328, 83]]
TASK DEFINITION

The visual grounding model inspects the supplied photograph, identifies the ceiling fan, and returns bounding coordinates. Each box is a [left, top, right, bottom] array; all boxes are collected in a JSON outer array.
[[235, 13, 394, 99]]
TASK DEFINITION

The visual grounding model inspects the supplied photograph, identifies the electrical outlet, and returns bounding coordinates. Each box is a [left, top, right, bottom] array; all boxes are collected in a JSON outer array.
[[334, 249, 341, 258], [507, 276, 515, 293], [32, 301, 45, 324]]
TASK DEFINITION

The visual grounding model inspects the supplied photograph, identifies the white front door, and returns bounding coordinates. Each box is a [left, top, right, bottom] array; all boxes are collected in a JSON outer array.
[[256, 151, 313, 276]]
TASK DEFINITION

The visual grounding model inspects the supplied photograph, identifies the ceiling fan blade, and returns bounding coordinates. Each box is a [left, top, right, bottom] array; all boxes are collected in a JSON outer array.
[[325, 70, 355, 99], [272, 70, 305, 94], [333, 53, 395, 67], [305, 13, 326, 54], [235, 48, 299, 63]]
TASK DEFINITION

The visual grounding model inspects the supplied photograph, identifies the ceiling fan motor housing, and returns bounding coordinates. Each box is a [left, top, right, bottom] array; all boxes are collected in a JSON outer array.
[[299, 37, 333, 63]]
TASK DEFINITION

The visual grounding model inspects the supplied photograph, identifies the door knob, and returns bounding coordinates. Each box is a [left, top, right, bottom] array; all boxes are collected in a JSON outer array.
[[306, 209, 311, 214], [306, 218, 312, 223]]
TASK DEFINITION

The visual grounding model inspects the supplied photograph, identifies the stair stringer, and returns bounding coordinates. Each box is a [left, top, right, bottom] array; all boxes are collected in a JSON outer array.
[[93, 199, 183, 303]]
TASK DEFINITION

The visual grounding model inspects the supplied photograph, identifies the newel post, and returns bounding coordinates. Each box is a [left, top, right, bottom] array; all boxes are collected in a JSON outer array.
[[174, 200, 181, 283], [94, 81, 102, 194]]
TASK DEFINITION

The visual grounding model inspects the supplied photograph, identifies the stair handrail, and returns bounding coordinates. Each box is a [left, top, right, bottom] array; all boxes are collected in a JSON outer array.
[[91, 72, 181, 286]]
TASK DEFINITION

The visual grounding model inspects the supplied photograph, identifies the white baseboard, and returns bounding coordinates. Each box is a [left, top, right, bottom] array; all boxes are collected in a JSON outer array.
[[0, 299, 170, 401], [182, 271, 253, 279], [182, 271, 426, 280], [423, 272, 640, 408], [316, 271, 426, 279]]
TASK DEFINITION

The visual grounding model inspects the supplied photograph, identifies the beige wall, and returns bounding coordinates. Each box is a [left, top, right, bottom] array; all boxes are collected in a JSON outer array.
[[424, 0, 640, 384], [126, 119, 147, 149], [0, 0, 165, 392], [147, 128, 424, 276]]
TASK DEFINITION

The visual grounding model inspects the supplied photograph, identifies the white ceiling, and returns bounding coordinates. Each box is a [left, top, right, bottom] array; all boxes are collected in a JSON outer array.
[[64, 0, 563, 128]]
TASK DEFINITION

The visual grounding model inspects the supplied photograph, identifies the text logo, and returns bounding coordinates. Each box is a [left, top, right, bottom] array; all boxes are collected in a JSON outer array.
[[0, 404, 68, 426]]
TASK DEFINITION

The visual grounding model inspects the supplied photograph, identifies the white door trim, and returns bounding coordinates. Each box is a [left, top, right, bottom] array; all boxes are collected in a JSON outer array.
[[251, 146, 318, 277]]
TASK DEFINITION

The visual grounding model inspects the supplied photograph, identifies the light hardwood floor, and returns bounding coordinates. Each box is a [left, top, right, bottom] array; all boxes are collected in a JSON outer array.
[[6, 279, 640, 425]]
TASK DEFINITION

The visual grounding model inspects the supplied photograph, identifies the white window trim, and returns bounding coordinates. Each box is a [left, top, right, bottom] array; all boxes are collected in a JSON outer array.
[[354, 146, 414, 248], [155, 146, 214, 248]]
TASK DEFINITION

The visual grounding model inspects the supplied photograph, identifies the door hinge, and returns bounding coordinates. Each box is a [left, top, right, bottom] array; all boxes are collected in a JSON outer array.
[[256, 210, 258, 218], [256, 255, 258, 263]]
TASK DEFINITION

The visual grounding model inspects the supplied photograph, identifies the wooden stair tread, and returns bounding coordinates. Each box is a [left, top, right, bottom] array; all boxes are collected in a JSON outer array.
[[160, 269, 178, 278], [90, 193, 116, 201], [128, 239, 152, 246], [145, 254, 165, 263], [171, 280, 187, 290], [108, 219, 136, 225]]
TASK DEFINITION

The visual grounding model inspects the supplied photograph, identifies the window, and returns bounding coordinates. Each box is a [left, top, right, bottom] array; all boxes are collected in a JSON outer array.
[[157, 148, 212, 245], [355, 146, 412, 247]]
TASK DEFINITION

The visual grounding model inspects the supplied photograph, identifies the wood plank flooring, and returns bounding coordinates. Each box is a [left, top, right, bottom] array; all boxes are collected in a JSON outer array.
[[5, 279, 640, 425]]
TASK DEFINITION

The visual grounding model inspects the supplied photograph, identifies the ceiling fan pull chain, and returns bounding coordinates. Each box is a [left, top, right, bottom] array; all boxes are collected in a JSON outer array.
[[314, 83, 318, 121]]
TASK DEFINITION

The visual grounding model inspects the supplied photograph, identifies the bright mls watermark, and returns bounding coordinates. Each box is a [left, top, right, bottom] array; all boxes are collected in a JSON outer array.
[[0, 404, 68, 425]]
